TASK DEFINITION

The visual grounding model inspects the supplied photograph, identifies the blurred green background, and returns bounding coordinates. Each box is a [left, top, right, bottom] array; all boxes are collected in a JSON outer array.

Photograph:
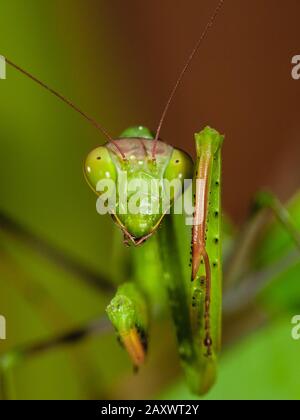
[[0, 0, 300, 400]]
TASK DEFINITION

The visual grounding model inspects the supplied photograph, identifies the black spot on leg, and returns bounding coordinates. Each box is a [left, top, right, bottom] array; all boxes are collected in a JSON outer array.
[[204, 336, 213, 347]]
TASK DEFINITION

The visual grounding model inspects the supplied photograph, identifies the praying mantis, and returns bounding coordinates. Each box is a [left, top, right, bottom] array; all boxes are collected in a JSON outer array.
[[1, 0, 300, 399], [83, 0, 225, 394]]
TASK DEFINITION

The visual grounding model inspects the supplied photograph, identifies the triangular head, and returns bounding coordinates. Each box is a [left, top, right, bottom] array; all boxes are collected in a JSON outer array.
[[84, 126, 193, 245]]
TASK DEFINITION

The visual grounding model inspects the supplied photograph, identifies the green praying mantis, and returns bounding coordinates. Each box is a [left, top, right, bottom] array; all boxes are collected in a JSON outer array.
[[84, 123, 223, 393], [82, 0, 225, 393], [1, 0, 300, 398]]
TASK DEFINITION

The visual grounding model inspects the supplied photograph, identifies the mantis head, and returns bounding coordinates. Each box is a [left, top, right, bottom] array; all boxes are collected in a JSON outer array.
[[84, 126, 193, 245]]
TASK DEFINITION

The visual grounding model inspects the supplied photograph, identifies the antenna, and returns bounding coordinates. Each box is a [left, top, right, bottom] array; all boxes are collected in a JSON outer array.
[[152, 0, 225, 158], [5, 58, 126, 158]]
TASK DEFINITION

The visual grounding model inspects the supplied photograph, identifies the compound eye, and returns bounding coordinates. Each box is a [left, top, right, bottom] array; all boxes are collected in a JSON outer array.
[[164, 149, 194, 183], [84, 146, 117, 192]]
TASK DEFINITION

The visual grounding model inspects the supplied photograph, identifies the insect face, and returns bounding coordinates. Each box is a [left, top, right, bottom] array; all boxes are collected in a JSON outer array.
[[84, 126, 193, 244]]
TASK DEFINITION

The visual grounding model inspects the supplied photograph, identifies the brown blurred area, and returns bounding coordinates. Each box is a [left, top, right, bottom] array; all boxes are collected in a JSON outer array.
[[57, 0, 300, 222]]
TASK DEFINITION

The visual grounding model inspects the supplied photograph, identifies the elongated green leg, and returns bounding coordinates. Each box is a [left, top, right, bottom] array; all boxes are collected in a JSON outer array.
[[0, 244, 113, 400], [106, 236, 166, 370], [254, 191, 300, 250], [224, 211, 267, 290], [0, 356, 16, 400], [158, 214, 200, 391], [224, 191, 300, 290], [106, 283, 149, 369], [0, 317, 110, 400], [224, 247, 300, 314], [0, 210, 113, 292], [156, 127, 224, 395], [191, 128, 224, 361]]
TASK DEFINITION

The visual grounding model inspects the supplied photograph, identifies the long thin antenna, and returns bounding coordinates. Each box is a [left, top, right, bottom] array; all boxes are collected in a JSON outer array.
[[152, 0, 225, 158], [5, 58, 126, 157]]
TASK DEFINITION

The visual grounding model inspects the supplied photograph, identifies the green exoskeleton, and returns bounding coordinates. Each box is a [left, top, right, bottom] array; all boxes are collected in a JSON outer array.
[[84, 126, 194, 244], [85, 125, 223, 393], [3, 0, 227, 395]]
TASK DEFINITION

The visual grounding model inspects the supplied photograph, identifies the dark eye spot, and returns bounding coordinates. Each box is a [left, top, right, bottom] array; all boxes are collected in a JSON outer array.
[[175, 160, 180, 164], [97, 157, 101, 160]]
